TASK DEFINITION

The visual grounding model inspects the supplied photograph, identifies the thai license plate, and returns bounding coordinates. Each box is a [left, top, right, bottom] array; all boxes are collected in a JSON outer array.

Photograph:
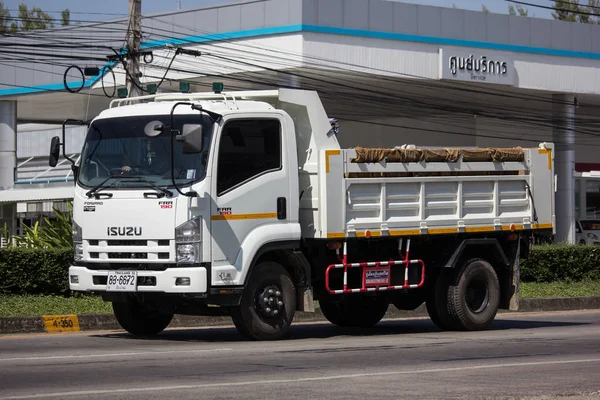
[[106, 270, 138, 292], [365, 267, 390, 287]]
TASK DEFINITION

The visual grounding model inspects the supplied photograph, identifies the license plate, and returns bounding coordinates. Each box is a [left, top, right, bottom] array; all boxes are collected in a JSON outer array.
[[106, 270, 138, 292], [364, 267, 390, 287]]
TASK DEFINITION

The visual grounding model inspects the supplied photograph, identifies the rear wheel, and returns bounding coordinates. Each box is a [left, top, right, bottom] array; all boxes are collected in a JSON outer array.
[[319, 294, 389, 327], [425, 270, 459, 330], [112, 297, 173, 336], [447, 258, 500, 331], [231, 262, 296, 341]]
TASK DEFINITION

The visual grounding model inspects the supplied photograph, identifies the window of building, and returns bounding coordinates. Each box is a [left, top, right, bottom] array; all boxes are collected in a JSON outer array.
[[216, 119, 281, 196]]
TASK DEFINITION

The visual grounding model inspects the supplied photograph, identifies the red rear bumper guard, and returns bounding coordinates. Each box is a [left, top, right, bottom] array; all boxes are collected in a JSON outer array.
[[325, 239, 425, 294]]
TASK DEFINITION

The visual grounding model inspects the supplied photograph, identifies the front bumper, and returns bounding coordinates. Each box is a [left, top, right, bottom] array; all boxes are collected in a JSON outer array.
[[68, 265, 207, 293]]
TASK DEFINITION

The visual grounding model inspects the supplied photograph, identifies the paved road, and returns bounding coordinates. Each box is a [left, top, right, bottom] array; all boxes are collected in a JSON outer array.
[[0, 311, 599, 400]]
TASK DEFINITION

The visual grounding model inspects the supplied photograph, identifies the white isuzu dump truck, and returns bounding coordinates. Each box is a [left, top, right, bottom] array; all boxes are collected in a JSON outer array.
[[49, 88, 555, 340]]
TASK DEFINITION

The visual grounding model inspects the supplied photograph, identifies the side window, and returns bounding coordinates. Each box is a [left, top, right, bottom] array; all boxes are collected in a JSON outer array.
[[217, 119, 282, 196]]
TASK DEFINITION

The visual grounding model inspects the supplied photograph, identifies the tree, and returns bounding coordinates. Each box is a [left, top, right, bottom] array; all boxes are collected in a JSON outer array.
[[550, 0, 599, 23], [0, 2, 71, 33], [482, 5, 490, 13], [16, 3, 54, 31], [508, 4, 529, 16], [61, 8, 70, 26], [0, 1, 16, 33]]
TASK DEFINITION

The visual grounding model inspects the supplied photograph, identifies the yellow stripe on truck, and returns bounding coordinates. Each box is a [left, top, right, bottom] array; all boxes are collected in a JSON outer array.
[[43, 315, 80, 333], [211, 213, 277, 221], [325, 223, 553, 238]]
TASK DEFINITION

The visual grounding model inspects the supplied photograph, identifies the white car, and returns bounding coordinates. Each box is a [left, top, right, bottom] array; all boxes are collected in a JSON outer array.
[[576, 220, 600, 245]]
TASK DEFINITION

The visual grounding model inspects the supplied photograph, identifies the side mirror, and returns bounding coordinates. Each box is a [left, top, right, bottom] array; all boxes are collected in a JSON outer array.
[[49, 136, 61, 167], [178, 124, 204, 154]]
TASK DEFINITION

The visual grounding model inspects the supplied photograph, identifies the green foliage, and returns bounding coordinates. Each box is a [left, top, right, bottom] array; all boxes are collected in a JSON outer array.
[[0, 1, 12, 33], [0, 294, 111, 317], [521, 244, 600, 283], [551, 0, 600, 24], [520, 280, 600, 298], [0, 248, 74, 295], [16, 3, 53, 31], [3, 202, 73, 249], [508, 4, 529, 16], [0, 2, 70, 33], [60, 9, 70, 27]]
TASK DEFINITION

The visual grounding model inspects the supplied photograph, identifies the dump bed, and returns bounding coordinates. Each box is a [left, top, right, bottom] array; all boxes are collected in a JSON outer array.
[[310, 143, 555, 239]]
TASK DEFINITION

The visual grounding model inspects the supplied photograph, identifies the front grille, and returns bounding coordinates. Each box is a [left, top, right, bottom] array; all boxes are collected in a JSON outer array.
[[85, 239, 173, 262], [108, 252, 148, 259]]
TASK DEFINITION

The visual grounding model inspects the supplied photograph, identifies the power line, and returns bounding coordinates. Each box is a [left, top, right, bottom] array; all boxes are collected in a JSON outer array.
[[548, 0, 600, 12]]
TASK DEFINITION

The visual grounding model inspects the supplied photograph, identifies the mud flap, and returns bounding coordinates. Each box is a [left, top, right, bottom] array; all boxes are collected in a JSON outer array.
[[508, 239, 521, 311], [297, 287, 315, 312]]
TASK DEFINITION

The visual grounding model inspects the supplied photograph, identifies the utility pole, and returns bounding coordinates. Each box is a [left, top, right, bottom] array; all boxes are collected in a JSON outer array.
[[126, 0, 142, 98]]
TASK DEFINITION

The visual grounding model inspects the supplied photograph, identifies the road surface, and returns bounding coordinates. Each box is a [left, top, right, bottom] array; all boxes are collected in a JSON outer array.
[[0, 310, 599, 400]]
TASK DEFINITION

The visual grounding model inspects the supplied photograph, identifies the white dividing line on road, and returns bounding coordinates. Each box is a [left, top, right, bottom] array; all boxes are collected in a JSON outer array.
[[1, 357, 599, 399], [0, 348, 232, 362]]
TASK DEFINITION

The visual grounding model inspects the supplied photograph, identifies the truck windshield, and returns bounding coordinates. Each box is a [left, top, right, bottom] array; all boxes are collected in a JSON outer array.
[[78, 114, 213, 189]]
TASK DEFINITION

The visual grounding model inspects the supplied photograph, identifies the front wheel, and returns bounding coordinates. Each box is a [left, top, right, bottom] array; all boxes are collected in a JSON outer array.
[[112, 297, 173, 336], [231, 262, 296, 341]]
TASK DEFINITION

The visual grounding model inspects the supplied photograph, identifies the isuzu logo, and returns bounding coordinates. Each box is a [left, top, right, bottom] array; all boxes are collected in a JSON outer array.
[[107, 227, 142, 236]]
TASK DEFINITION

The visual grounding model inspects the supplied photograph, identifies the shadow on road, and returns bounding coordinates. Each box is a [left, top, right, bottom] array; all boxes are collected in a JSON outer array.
[[91, 316, 587, 343]]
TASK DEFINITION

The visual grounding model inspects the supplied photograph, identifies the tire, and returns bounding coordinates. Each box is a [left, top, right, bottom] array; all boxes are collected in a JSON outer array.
[[112, 298, 173, 336], [231, 262, 296, 341], [319, 294, 389, 328], [447, 258, 500, 331], [425, 270, 459, 331]]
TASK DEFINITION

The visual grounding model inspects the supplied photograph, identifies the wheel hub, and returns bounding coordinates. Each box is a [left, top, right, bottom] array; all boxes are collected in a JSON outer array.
[[257, 284, 284, 319], [466, 277, 489, 314]]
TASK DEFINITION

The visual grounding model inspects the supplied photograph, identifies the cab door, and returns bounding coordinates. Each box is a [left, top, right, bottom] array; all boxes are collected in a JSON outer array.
[[209, 115, 291, 286]]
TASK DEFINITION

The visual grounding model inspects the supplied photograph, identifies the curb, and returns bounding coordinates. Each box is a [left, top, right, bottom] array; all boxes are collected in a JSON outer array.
[[1, 296, 599, 335]]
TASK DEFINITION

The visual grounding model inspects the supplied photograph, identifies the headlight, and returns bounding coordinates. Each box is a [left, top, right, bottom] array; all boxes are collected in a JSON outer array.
[[72, 221, 82, 242], [177, 243, 200, 264], [72, 221, 83, 261], [587, 233, 599, 240], [74, 243, 83, 262], [175, 217, 201, 243]]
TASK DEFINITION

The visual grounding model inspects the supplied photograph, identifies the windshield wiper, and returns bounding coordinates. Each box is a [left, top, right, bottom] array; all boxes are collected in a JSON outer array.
[[85, 176, 172, 199], [126, 177, 173, 198], [85, 176, 123, 198]]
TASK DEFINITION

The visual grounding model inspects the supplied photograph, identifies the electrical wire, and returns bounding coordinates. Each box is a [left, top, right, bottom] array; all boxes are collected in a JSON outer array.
[[3, 4, 600, 147], [506, 0, 600, 17]]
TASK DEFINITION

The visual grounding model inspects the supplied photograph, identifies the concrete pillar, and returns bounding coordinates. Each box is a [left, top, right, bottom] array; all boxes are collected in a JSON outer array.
[[552, 94, 576, 244], [0, 101, 17, 237]]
